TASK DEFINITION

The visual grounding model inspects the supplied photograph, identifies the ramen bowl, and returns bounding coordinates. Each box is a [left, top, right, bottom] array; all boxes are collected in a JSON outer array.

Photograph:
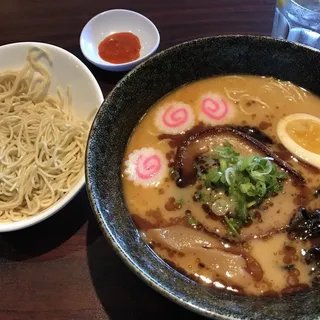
[[86, 36, 320, 319], [0, 42, 103, 232]]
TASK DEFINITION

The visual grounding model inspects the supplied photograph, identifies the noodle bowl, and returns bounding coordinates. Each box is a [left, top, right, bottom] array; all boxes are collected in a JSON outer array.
[[0, 42, 103, 230]]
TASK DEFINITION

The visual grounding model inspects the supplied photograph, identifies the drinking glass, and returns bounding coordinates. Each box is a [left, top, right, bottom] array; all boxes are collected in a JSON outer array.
[[272, 0, 320, 49]]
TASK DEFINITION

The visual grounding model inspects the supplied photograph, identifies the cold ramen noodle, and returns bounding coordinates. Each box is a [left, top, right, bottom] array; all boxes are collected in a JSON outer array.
[[0, 48, 88, 222], [122, 75, 320, 296]]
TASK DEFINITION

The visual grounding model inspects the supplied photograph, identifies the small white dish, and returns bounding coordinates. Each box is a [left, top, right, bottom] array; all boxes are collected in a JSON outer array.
[[80, 9, 160, 72], [0, 42, 103, 232]]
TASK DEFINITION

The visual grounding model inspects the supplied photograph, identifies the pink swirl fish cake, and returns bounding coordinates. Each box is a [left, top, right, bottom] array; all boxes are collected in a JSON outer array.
[[155, 102, 195, 134], [198, 93, 235, 125], [124, 148, 167, 187]]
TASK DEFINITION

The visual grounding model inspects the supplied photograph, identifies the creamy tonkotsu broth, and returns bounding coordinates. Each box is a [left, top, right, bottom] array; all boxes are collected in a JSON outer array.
[[122, 75, 320, 296]]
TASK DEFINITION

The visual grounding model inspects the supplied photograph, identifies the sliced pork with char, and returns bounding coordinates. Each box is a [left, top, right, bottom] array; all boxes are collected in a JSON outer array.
[[144, 226, 262, 289]]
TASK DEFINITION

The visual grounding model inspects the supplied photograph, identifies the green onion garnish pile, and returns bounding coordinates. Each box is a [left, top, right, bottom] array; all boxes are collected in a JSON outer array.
[[196, 145, 288, 236]]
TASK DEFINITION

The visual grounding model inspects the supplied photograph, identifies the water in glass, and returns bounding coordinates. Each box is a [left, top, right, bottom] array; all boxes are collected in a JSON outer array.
[[272, 0, 320, 49]]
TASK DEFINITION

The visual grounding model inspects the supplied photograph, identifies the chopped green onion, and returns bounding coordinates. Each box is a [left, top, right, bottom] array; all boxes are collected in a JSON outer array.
[[199, 145, 288, 235], [224, 216, 240, 236], [225, 167, 235, 186], [177, 198, 184, 205], [215, 145, 239, 159], [194, 191, 202, 201], [211, 199, 229, 216], [206, 169, 223, 184], [220, 158, 228, 172], [187, 215, 198, 227], [247, 200, 257, 208]]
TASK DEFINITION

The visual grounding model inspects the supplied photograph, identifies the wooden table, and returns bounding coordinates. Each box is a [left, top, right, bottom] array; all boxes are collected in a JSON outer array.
[[0, 1, 275, 319]]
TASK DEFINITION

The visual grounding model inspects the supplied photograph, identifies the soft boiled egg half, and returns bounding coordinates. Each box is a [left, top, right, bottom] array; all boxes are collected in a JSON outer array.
[[277, 113, 320, 169]]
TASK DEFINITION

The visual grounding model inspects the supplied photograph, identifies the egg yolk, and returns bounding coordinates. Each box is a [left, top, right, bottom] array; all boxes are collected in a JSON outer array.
[[286, 119, 320, 154]]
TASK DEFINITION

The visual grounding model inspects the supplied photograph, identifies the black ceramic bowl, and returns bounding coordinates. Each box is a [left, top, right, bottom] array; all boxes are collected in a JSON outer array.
[[86, 35, 320, 320]]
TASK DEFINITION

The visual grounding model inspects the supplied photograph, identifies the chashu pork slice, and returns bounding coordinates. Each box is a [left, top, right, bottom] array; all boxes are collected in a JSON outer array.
[[144, 226, 262, 289]]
